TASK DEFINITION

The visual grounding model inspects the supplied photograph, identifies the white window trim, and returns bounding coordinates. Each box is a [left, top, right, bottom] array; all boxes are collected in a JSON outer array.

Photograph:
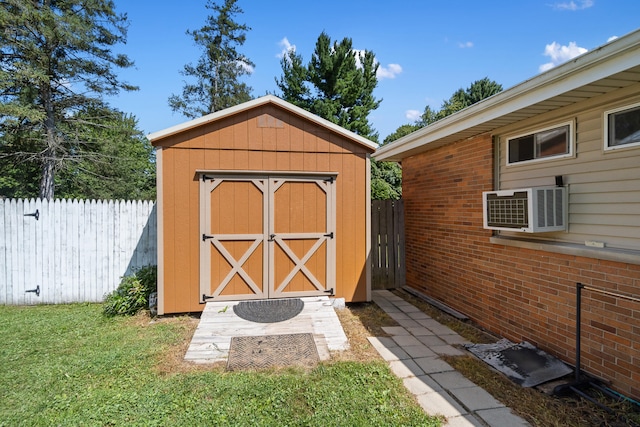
[[505, 120, 575, 166], [603, 101, 640, 152]]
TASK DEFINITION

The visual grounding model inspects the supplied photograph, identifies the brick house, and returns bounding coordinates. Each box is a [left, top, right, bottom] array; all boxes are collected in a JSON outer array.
[[375, 29, 640, 399]]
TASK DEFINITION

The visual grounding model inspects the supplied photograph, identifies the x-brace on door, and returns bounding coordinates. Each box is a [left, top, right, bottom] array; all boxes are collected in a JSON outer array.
[[200, 174, 336, 302]]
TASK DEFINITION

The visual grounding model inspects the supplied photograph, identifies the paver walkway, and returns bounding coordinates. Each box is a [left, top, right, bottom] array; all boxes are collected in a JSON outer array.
[[370, 290, 531, 427]]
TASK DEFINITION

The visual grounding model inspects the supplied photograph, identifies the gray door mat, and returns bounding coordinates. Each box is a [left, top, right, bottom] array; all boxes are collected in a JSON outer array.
[[465, 339, 573, 387], [226, 333, 320, 371], [233, 298, 304, 323]]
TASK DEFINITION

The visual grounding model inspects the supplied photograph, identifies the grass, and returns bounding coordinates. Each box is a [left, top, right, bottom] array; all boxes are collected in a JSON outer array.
[[0, 303, 440, 427]]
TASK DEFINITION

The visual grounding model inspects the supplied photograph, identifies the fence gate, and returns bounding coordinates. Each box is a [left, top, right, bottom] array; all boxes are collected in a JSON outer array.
[[200, 174, 336, 302], [371, 199, 405, 290]]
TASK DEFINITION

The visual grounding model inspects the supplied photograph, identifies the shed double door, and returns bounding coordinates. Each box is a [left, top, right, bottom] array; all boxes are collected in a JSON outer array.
[[200, 174, 336, 302]]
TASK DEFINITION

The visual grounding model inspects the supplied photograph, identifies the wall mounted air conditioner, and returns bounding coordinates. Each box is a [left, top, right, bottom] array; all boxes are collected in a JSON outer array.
[[483, 186, 566, 233]]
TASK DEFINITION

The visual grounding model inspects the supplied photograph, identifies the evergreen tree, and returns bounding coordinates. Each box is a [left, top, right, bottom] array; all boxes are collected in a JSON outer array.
[[169, 0, 254, 118], [277, 32, 381, 140], [438, 77, 503, 119], [0, 0, 137, 199]]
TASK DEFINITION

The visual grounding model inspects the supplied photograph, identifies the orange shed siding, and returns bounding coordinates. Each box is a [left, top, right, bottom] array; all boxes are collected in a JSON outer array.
[[154, 104, 371, 313]]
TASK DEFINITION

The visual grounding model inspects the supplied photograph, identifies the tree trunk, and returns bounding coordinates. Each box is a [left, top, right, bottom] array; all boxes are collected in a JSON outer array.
[[40, 79, 57, 200], [39, 148, 55, 200]]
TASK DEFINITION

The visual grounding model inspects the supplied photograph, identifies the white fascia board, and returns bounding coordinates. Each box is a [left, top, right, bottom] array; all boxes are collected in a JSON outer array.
[[147, 94, 378, 151], [375, 28, 640, 162]]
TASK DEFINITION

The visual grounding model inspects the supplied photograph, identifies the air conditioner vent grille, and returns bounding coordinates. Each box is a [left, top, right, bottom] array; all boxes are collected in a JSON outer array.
[[486, 191, 529, 229]]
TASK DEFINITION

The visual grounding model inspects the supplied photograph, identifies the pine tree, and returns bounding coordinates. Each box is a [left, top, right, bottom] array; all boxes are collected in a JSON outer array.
[[0, 0, 137, 199], [169, 0, 254, 118]]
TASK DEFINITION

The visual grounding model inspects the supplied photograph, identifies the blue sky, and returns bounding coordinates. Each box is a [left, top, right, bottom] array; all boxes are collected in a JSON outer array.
[[106, 0, 640, 141]]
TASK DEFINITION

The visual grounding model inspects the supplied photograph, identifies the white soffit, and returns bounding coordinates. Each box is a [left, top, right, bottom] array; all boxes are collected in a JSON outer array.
[[375, 28, 640, 162], [147, 95, 378, 151]]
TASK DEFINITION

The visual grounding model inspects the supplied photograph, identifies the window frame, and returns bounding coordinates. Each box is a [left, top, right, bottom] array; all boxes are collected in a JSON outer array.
[[603, 102, 640, 152], [505, 120, 574, 166]]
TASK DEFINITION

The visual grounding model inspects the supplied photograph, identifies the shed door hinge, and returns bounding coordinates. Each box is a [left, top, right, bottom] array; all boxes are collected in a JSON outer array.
[[324, 232, 334, 239], [202, 234, 214, 241]]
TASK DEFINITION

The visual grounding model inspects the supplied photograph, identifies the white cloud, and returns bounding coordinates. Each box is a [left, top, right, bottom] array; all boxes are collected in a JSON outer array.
[[353, 49, 402, 80], [458, 41, 474, 48], [539, 41, 588, 72], [551, 0, 594, 10], [277, 37, 296, 59], [237, 60, 254, 74], [377, 63, 402, 80], [607, 35, 618, 43], [405, 110, 421, 121]]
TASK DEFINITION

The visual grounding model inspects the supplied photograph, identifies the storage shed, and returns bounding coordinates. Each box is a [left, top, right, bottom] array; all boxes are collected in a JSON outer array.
[[148, 95, 376, 315]]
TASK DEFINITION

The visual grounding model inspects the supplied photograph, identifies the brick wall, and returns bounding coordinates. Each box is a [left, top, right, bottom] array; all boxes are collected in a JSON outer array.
[[402, 133, 640, 400]]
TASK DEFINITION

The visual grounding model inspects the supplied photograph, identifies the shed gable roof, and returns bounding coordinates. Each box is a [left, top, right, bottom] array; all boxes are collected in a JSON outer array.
[[148, 95, 377, 152], [375, 28, 640, 162]]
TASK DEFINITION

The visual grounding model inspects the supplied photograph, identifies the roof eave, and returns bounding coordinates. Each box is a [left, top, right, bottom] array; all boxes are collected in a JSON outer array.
[[374, 28, 640, 162], [147, 95, 378, 151]]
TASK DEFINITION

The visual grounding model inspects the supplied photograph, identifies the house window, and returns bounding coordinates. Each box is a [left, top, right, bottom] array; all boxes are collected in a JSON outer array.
[[507, 123, 572, 165], [605, 103, 640, 150]]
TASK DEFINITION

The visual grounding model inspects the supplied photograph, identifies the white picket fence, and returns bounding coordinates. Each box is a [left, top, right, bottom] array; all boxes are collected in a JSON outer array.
[[0, 198, 157, 305]]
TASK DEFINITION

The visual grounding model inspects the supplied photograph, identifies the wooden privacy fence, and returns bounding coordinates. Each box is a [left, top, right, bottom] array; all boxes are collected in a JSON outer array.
[[371, 199, 405, 290], [0, 198, 156, 305]]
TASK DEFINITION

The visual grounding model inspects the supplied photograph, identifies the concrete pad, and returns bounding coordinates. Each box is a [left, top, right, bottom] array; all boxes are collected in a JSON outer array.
[[403, 344, 438, 358], [382, 326, 410, 336], [395, 304, 421, 313], [417, 318, 446, 329], [449, 386, 504, 412], [430, 371, 477, 390], [414, 357, 455, 374], [403, 375, 443, 395], [425, 324, 458, 336], [407, 326, 436, 336], [392, 334, 423, 347], [476, 408, 531, 426], [417, 335, 448, 346], [389, 359, 425, 378], [416, 391, 467, 418], [407, 311, 432, 320], [430, 345, 466, 356], [397, 319, 422, 328], [388, 312, 411, 321], [444, 414, 484, 427], [370, 336, 396, 348], [367, 337, 410, 361]]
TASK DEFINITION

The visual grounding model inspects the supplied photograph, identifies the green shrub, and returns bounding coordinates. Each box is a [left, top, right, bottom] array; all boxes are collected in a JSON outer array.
[[103, 265, 157, 317]]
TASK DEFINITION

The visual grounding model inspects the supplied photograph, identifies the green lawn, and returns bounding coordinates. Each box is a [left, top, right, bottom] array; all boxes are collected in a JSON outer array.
[[0, 304, 440, 426]]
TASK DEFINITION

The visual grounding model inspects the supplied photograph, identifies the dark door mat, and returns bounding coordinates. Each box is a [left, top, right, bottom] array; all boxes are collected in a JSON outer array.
[[233, 298, 304, 323], [226, 333, 319, 371], [465, 339, 573, 387]]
